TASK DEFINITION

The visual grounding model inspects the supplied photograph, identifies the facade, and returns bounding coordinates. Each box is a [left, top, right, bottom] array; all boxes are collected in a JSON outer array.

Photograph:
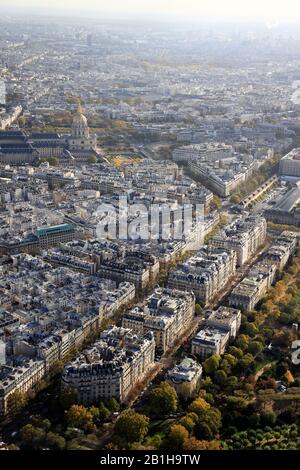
[[279, 148, 300, 178], [191, 327, 230, 360], [61, 327, 155, 404], [97, 260, 150, 289], [0, 130, 39, 165], [122, 288, 195, 353], [167, 246, 236, 305], [172, 143, 233, 163], [210, 215, 267, 266], [188, 158, 250, 197], [166, 357, 202, 397], [0, 359, 45, 416], [263, 231, 298, 270], [229, 262, 277, 311]]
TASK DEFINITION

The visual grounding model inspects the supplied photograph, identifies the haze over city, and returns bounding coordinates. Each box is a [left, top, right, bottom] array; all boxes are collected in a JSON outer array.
[[1, 0, 300, 23]]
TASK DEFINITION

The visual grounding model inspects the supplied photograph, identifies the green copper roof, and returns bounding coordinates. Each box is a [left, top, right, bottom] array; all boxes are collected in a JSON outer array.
[[36, 223, 75, 237]]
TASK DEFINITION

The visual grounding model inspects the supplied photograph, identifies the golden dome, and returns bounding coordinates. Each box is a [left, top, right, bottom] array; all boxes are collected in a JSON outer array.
[[73, 103, 88, 127]]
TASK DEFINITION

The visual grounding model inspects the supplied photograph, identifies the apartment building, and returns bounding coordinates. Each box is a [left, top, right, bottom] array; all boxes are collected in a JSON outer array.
[[191, 327, 230, 360], [210, 215, 266, 267], [264, 231, 298, 270], [167, 246, 236, 305], [0, 359, 45, 416], [122, 288, 195, 353], [229, 262, 277, 311], [61, 327, 155, 404], [206, 306, 241, 339]]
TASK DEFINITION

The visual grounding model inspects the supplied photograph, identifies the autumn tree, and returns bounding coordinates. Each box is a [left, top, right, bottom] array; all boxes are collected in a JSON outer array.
[[65, 404, 95, 433], [114, 410, 149, 443], [163, 424, 189, 450], [235, 334, 250, 350], [183, 437, 221, 450], [188, 397, 210, 415], [179, 413, 198, 433], [211, 195, 222, 211], [7, 390, 27, 417], [230, 194, 241, 204]]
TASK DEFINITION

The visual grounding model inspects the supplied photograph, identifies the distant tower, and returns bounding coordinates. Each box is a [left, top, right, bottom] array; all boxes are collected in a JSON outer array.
[[72, 103, 90, 139]]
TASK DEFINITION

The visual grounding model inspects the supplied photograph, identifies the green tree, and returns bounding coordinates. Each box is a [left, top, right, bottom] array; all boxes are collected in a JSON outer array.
[[59, 386, 78, 410], [20, 424, 46, 449], [114, 410, 149, 443], [244, 322, 259, 337], [89, 405, 100, 423], [106, 398, 120, 413], [98, 402, 111, 422], [147, 382, 178, 417], [238, 353, 254, 371], [228, 346, 243, 358], [88, 155, 97, 164], [220, 354, 238, 374], [195, 407, 222, 440], [260, 411, 276, 427], [214, 369, 228, 386], [203, 354, 221, 375], [195, 304, 202, 316], [247, 341, 264, 356], [46, 432, 66, 450], [31, 415, 51, 431]]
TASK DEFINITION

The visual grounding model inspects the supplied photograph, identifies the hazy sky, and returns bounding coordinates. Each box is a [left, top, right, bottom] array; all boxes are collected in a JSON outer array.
[[1, 0, 300, 23]]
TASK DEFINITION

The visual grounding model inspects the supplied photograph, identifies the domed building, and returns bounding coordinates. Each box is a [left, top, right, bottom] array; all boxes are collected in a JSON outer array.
[[0, 103, 101, 165], [66, 103, 97, 158]]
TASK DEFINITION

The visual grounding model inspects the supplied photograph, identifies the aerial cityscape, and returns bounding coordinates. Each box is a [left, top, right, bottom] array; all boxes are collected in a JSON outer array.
[[0, 0, 300, 459]]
